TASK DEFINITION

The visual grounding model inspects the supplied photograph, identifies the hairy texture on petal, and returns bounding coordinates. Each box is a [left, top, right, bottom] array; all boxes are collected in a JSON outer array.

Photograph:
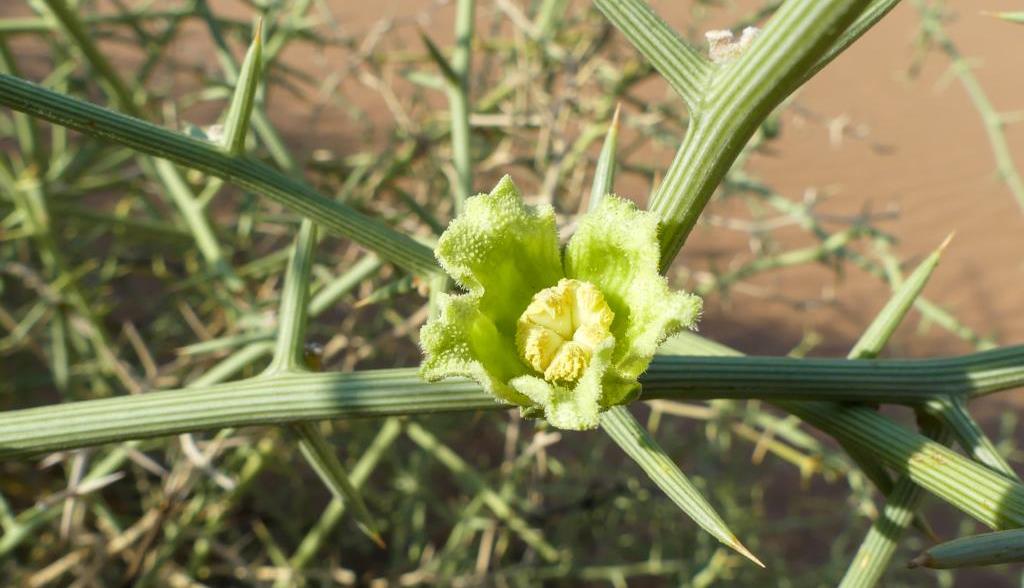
[[510, 339, 616, 430], [435, 175, 564, 334], [420, 293, 531, 406], [565, 196, 703, 386]]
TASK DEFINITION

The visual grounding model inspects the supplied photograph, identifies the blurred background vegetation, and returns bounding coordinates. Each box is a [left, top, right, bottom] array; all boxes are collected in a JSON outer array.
[[1, 0, 1022, 585]]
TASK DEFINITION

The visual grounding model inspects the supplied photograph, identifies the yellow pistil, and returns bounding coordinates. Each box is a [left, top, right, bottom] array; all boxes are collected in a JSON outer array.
[[516, 279, 614, 383]]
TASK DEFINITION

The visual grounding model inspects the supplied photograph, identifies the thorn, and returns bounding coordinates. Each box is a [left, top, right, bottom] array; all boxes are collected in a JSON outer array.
[[907, 552, 932, 569], [355, 522, 386, 549], [253, 16, 264, 44], [611, 102, 622, 131], [938, 231, 955, 253], [729, 537, 766, 568]]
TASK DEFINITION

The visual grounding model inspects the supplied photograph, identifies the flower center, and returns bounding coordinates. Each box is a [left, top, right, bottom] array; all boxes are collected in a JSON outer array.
[[516, 278, 614, 383]]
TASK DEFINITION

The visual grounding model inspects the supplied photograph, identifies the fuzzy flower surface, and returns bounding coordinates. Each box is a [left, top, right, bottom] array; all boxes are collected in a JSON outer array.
[[419, 176, 702, 430]]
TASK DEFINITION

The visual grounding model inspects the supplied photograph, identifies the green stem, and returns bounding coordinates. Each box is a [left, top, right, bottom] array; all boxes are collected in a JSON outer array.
[[2, 347, 1023, 458], [646, 0, 872, 268], [265, 220, 317, 373], [40, 0, 239, 287], [0, 74, 440, 278], [838, 422, 951, 588], [594, 0, 710, 110], [915, 0, 1024, 211], [448, 0, 474, 214]]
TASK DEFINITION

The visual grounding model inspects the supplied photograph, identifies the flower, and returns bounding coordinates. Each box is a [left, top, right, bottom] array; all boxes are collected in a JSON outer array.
[[419, 176, 702, 430]]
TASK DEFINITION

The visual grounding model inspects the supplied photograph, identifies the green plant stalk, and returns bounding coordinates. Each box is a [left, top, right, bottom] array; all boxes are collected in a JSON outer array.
[[150, 157, 241, 288], [272, 418, 401, 588], [265, 220, 318, 374], [915, 0, 1024, 212], [405, 422, 561, 562], [696, 227, 864, 296], [178, 255, 381, 357], [929, 398, 1019, 481], [600, 406, 763, 567], [2, 346, 1024, 458], [42, 202, 192, 241], [220, 17, 263, 156], [3, 167, 132, 389], [194, 0, 302, 197], [0, 74, 440, 278], [799, 0, 905, 88], [832, 237, 951, 587], [910, 528, 1024, 569], [588, 104, 620, 211], [430, 493, 487, 579], [587, 104, 756, 565], [848, 234, 950, 359], [448, 0, 474, 214], [666, 332, 1024, 533], [0, 41, 41, 169], [729, 172, 997, 349], [788, 402, 1024, 530], [839, 425, 951, 588], [260, 219, 384, 544], [593, 0, 710, 110], [643, 0, 871, 267], [40, 0, 240, 287], [290, 421, 384, 547], [991, 12, 1024, 24], [535, 0, 569, 37], [833, 236, 946, 583], [835, 236, 950, 587], [40, 0, 138, 111], [310, 255, 383, 314]]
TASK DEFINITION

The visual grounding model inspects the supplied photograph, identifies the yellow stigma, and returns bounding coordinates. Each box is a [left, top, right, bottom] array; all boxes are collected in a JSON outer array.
[[516, 279, 614, 383]]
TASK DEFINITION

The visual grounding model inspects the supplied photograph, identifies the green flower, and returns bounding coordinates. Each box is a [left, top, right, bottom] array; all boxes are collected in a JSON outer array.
[[419, 176, 702, 430]]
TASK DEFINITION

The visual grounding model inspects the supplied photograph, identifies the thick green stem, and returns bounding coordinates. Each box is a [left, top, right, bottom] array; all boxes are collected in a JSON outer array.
[[1, 346, 1023, 458], [647, 0, 872, 268], [0, 74, 439, 277]]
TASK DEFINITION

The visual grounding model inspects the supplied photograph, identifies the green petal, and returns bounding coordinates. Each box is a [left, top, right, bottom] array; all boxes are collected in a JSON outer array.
[[510, 339, 616, 430], [419, 292, 530, 406], [435, 175, 564, 334], [565, 196, 702, 382]]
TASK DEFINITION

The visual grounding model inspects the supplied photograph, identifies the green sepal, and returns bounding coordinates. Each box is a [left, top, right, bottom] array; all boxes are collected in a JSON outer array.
[[419, 292, 531, 406], [434, 175, 564, 334], [511, 339, 616, 430]]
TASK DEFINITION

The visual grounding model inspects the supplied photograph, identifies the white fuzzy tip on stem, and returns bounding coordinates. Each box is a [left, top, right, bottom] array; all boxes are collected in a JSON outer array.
[[707, 26, 761, 63]]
